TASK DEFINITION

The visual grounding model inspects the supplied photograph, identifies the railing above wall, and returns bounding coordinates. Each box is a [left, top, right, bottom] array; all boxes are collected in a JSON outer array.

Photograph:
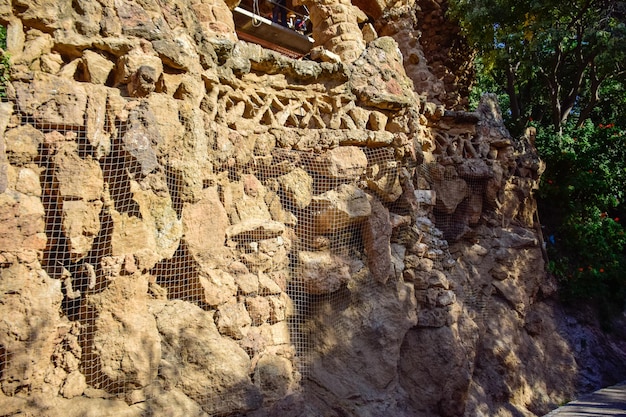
[[233, 6, 314, 58]]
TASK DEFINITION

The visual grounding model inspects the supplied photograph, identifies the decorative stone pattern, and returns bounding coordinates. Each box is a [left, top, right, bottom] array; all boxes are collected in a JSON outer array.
[[0, 1, 624, 417]]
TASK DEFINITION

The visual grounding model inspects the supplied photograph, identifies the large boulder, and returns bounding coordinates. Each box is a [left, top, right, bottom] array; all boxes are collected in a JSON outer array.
[[149, 300, 262, 415], [87, 275, 161, 392]]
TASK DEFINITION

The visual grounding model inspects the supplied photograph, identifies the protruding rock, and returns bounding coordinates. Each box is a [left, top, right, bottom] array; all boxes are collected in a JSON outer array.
[[297, 250, 351, 294], [311, 184, 371, 234], [150, 300, 262, 415]]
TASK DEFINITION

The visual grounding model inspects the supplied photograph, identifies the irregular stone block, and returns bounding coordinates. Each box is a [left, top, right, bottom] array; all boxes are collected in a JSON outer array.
[[309, 146, 368, 180], [0, 264, 63, 396], [89, 275, 160, 391], [81, 50, 115, 84], [198, 268, 237, 307], [4, 124, 44, 164], [226, 219, 285, 241], [414, 189, 436, 206], [311, 184, 371, 234], [182, 186, 229, 255], [62, 199, 103, 261], [84, 85, 111, 159], [298, 250, 351, 295], [217, 301, 252, 339], [53, 142, 103, 201], [110, 211, 154, 256], [278, 167, 313, 209], [432, 177, 467, 214], [12, 166, 42, 196], [150, 300, 262, 415], [363, 194, 392, 283], [14, 74, 87, 128], [0, 191, 47, 251], [245, 296, 271, 326], [253, 353, 295, 401]]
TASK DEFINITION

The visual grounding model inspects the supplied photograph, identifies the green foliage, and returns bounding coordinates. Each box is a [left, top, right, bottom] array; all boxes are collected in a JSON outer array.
[[0, 25, 8, 97], [450, 0, 626, 314], [449, 0, 626, 132], [537, 122, 626, 307]]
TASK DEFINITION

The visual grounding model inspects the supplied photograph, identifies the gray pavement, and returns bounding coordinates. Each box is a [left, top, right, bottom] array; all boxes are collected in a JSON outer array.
[[543, 382, 626, 416]]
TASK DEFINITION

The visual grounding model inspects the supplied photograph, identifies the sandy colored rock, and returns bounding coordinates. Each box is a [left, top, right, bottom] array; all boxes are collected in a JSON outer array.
[[277, 167, 313, 209], [198, 268, 238, 307], [0, 191, 47, 251], [3, 124, 43, 164], [253, 353, 296, 401], [81, 50, 115, 84], [61, 199, 103, 260], [311, 184, 371, 234], [0, 263, 63, 396], [309, 146, 368, 180], [53, 142, 103, 201], [297, 250, 351, 295], [363, 194, 392, 283], [150, 300, 262, 415], [14, 74, 87, 128], [87, 275, 161, 391], [0, 1, 624, 417], [217, 301, 252, 339]]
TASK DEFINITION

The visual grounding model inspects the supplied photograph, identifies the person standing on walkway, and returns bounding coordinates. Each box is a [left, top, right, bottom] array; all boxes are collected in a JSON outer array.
[[272, 0, 288, 27]]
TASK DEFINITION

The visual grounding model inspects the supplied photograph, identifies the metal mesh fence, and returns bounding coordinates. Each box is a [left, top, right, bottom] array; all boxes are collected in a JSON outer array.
[[0, 78, 421, 409], [0, 67, 523, 413]]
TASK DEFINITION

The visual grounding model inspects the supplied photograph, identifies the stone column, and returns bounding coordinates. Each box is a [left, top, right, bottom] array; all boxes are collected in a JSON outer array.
[[298, 0, 366, 63]]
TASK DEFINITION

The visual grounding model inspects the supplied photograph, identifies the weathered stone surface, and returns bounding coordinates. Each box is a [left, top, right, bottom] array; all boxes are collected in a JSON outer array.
[[182, 186, 229, 254], [246, 296, 271, 325], [61, 370, 87, 399], [297, 250, 351, 294], [226, 219, 285, 241], [84, 85, 111, 158], [363, 194, 392, 283], [350, 37, 415, 109], [87, 275, 161, 391], [217, 301, 252, 339], [0, 263, 62, 396], [61, 199, 103, 260], [150, 300, 262, 415], [130, 177, 182, 260], [3, 124, 43, 164], [81, 50, 115, 84], [400, 323, 478, 417], [433, 177, 468, 214], [143, 386, 208, 417], [0, 190, 47, 251], [277, 167, 313, 209], [253, 353, 296, 401], [114, 44, 164, 88], [303, 0, 366, 63], [14, 74, 87, 128], [198, 268, 238, 307], [109, 210, 154, 257], [309, 146, 368, 180], [366, 157, 403, 202], [10, 166, 42, 196], [53, 142, 103, 201], [152, 29, 201, 72], [1, 1, 624, 417], [311, 184, 371, 234]]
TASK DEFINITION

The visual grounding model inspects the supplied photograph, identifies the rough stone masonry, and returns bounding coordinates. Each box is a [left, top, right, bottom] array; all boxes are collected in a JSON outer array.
[[1, 0, 625, 416]]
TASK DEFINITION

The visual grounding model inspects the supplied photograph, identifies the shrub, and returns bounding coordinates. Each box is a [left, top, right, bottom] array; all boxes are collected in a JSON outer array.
[[536, 121, 626, 311]]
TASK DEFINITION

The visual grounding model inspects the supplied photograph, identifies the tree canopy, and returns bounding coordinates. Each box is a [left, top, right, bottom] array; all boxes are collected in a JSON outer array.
[[449, 0, 626, 133], [448, 0, 626, 317]]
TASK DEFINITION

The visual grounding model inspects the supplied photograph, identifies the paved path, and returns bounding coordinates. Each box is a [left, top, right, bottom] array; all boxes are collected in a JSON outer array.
[[543, 381, 626, 416]]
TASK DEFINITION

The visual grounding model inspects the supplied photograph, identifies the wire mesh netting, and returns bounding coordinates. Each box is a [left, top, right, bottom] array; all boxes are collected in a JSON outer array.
[[0, 77, 423, 408], [0, 66, 527, 414]]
